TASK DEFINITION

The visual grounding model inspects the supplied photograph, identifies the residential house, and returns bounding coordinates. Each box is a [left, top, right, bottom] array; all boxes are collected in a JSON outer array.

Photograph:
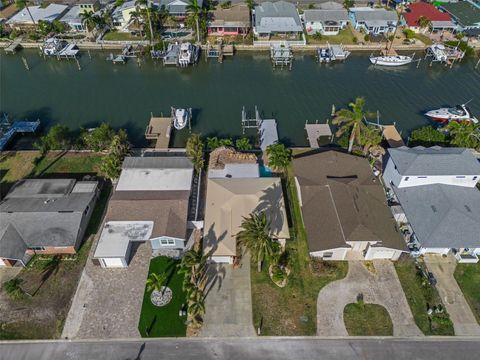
[[207, 3, 251, 36], [293, 151, 406, 261], [253, 1, 304, 43], [317, 1, 344, 10], [382, 146, 480, 262], [208, 146, 260, 179], [6, 3, 68, 30], [349, 7, 398, 35], [112, 0, 138, 31], [77, 0, 100, 14], [0, 2, 18, 24], [403, 2, 456, 33], [303, 9, 349, 36], [203, 178, 290, 264], [93, 156, 194, 268], [0, 179, 98, 267], [60, 6, 86, 32], [157, 0, 203, 22], [441, 1, 480, 31]]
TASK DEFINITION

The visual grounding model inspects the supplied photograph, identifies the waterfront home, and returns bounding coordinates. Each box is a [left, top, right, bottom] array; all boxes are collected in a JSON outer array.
[[93, 156, 194, 268], [253, 1, 305, 44], [6, 3, 68, 31], [293, 151, 407, 261], [207, 4, 251, 37], [0, 179, 98, 267], [203, 178, 289, 264], [303, 9, 349, 36], [382, 146, 480, 262], [77, 0, 100, 14], [403, 2, 455, 33], [208, 146, 259, 179], [112, 0, 139, 32], [441, 1, 480, 32], [349, 7, 398, 35], [157, 0, 203, 23], [60, 6, 87, 32]]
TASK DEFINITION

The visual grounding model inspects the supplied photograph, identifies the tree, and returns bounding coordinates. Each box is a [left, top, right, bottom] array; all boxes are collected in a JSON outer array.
[[235, 137, 252, 151], [81, 123, 115, 152], [220, 1, 232, 9], [136, 0, 155, 43], [447, 121, 480, 150], [146, 272, 167, 293], [237, 212, 276, 272], [245, 0, 254, 11], [265, 143, 291, 172], [332, 96, 375, 153], [15, 0, 36, 29], [187, 0, 202, 43], [186, 133, 205, 172], [81, 10, 97, 33], [100, 130, 131, 180], [187, 286, 205, 324], [409, 126, 448, 147], [343, 0, 355, 9], [417, 16, 432, 32], [35, 125, 71, 154], [358, 125, 382, 154]]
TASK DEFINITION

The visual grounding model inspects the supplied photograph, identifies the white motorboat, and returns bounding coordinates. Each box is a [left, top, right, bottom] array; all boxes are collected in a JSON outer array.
[[178, 42, 194, 66], [41, 38, 79, 57], [425, 103, 478, 124], [173, 108, 190, 130], [370, 54, 413, 66]]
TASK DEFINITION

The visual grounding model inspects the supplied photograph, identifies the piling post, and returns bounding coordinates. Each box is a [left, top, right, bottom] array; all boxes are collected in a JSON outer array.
[[76, 57, 81, 71], [22, 57, 30, 71], [475, 58, 480, 69], [88, 49, 92, 59]]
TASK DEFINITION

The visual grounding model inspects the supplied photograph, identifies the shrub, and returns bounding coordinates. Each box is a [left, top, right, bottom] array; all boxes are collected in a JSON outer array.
[[3, 278, 24, 300], [220, 1, 232, 9], [409, 126, 449, 147], [364, 34, 370, 42], [403, 28, 415, 40]]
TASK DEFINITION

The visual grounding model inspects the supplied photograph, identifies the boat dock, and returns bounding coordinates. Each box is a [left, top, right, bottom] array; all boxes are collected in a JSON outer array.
[[270, 44, 293, 69], [106, 45, 139, 64], [305, 121, 332, 148], [317, 43, 350, 63], [382, 125, 405, 148], [4, 38, 22, 54], [56, 43, 80, 59], [144, 115, 172, 149], [206, 40, 234, 63], [425, 43, 464, 67], [0, 120, 41, 151], [240, 106, 279, 151]]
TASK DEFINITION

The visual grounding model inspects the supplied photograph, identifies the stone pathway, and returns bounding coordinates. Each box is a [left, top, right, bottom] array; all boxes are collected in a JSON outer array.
[[200, 254, 255, 337], [317, 261, 422, 337], [424, 255, 480, 336]]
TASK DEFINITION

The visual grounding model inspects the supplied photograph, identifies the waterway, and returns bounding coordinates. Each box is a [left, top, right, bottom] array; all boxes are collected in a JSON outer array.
[[1, 50, 479, 147]]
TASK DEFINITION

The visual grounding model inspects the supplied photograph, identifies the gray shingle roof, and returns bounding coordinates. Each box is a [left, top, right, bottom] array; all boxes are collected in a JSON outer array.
[[387, 146, 480, 176], [0, 224, 28, 261], [122, 156, 193, 170], [254, 1, 303, 34], [393, 184, 480, 248], [351, 8, 398, 22], [303, 9, 349, 23]]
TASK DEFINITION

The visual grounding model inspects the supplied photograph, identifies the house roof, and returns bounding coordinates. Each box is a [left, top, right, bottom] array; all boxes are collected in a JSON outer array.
[[60, 6, 83, 25], [293, 151, 405, 253], [209, 4, 251, 28], [387, 146, 480, 176], [6, 4, 68, 24], [254, 1, 303, 34], [208, 147, 259, 178], [350, 8, 398, 22], [116, 156, 193, 192], [393, 184, 480, 249], [442, 2, 480, 28], [0, 224, 28, 262], [404, 2, 452, 27], [318, 1, 344, 10], [158, 0, 204, 14], [303, 9, 349, 23], [203, 178, 290, 257]]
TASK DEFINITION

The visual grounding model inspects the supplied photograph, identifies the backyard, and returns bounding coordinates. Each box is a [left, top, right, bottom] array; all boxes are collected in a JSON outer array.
[[138, 257, 187, 337], [306, 27, 356, 45], [103, 31, 144, 41], [395, 258, 454, 335], [344, 302, 393, 336], [454, 263, 480, 324], [250, 167, 348, 336]]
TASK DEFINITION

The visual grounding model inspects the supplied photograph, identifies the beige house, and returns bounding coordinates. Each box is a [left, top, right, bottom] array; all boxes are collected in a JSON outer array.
[[203, 178, 290, 264]]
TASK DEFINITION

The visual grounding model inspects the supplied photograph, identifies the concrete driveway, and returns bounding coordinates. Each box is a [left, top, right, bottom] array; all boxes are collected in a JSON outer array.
[[425, 255, 480, 336], [317, 261, 422, 337], [200, 254, 255, 337]]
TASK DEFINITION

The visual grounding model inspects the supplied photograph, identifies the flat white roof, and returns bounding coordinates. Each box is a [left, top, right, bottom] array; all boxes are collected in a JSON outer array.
[[116, 168, 194, 191], [7, 4, 68, 24], [208, 163, 260, 179]]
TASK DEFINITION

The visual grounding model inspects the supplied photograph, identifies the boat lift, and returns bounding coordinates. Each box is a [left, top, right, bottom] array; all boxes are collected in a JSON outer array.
[[241, 106, 279, 151], [425, 43, 465, 68], [317, 43, 350, 63], [270, 43, 293, 70], [0, 115, 41, 151]]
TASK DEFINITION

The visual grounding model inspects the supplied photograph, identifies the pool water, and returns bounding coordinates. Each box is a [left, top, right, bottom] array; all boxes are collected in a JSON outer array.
[[260, 166, 273, 177]]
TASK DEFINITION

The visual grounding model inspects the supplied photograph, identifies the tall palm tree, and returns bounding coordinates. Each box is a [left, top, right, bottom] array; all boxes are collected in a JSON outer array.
[[187, 0, 202, 43], [332, 96, 375, 153], [417, 16, 432, 32], [245, 0, 255, 11], [146, 272, 167, 293], [186, 133, 205, 172], [265, 143, 291, 173], [237, 212, 276, 272], [15, 0, 36, 29], [187, 286, 205, 324], [136, 0, 154, 43], [81, 10, 96, 34]]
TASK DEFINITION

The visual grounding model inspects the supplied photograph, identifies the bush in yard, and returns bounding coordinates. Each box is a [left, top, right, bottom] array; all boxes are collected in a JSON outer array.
[[3, 278, 24, 300], [35, 125, 71, 154], [81, 123, 116, 152], [403, 28, 415, 40], [409, 126, 449, 147], [100, 129, 131, 180], [235, 137, 252, 151], [364, 34, 370, 42]]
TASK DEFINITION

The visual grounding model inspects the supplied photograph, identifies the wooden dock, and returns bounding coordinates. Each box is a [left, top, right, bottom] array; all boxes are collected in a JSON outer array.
[[382, 125, 405, 148], [305, 122, 332, 148], [145, 116, 172, 149], [4, 38, 22, 54]]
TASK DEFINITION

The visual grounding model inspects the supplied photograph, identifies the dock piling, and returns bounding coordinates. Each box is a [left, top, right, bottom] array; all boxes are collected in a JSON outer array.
[[21, 57, 30, 71]]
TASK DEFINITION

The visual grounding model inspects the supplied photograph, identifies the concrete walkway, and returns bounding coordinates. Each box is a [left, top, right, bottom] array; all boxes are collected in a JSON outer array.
[[317, 261, 422, 337], [425, 255, 480, 336], [201, 254, 255, 337]]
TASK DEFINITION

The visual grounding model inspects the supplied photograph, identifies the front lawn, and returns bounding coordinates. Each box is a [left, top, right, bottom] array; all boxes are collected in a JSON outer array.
[[344, 302, 393, 336], [395, 258, 454, 335], [306, 27, 356, 45], [454, 263, 480, 325], [250, 168, 348, 336], [103, 31, 144, 41], [413, 33, 433, 46], [138, 257, 187, 337]]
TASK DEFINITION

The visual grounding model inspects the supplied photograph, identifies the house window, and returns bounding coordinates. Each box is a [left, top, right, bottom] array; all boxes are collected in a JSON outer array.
[[323, 252, 333, 258], [473, 176, 478, 180], [405, 177, 409, 181], [30, 246, 46, 251], [160, 239, 175, 246], [417, 176, 427, 178], [456, 176, 465, 178]]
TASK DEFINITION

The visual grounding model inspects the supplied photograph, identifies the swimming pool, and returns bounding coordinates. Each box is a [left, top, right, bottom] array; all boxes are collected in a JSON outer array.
[[259, 166, 273, 177]]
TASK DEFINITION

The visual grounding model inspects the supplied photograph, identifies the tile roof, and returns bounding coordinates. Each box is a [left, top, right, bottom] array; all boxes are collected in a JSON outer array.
[[404, 2, 452, 27]]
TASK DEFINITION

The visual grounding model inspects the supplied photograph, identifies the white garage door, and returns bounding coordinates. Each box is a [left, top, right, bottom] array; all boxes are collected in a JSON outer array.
[[209, 256, 233, 264], [102, 257, 125, 268], [372, 250, 395, 260]]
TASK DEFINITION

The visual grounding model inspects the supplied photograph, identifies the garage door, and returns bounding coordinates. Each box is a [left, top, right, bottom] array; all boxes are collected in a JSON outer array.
[[209, 256, 233, 264], [372, 250, 395, 260], [102, 257, 125, 268]]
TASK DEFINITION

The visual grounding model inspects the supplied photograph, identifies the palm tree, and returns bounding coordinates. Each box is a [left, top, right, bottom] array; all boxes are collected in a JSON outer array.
[[81, 10, 96, 34], [136, 0, 154, 43], [146, 272, 167, 293], [237, 212, 276, 272], [187, 0, 202, 43], [359, 125, 382, 155], [235, 137, 252, 151], [417, 16, 432, 32], [15, 0, 36, 29], [332, 96, 375, 153], [447, 121, 480, 149], [245, 0, 255, 11], [265, 143, 291, 173], [187, 286, 205, 324], [178, 248, 208, 289], [186, 133, 205, 172]]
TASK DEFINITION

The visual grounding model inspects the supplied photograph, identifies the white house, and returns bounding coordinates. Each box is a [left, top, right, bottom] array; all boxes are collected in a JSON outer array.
[[112, 0, 139, 31], [383, 146, 480, 263], [349, 7, 398, 35], [6, 4, 68, 30], [303, 9, 349, 36]]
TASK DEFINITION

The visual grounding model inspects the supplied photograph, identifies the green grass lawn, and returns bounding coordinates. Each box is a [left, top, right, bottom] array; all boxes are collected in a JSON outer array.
[[103, 32, 144, 41], [454, 263, 480, 325], [138, 257, 187, 337], [251, 167, 348, 336], [306, 27, 356, 45], [31, 152, 104, 178], [395, 258, 454, 335], [344, 302, 393, 336], [413, 33, 433, 46]]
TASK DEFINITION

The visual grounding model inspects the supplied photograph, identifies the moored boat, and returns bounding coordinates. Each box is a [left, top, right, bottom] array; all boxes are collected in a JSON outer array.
[[425, 104, 478, 124], [369, 54, 413, 67], [173, 107, 191, 130]]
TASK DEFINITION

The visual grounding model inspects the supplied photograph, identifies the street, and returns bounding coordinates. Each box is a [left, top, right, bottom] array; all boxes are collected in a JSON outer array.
[[1, 337, 480, 360]]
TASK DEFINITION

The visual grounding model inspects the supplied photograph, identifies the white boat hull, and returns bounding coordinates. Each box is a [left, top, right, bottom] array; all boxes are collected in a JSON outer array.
[[370, 56, 413, 67]]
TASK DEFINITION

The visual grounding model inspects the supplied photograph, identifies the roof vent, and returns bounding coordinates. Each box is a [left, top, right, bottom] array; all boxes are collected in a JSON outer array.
[[44, 198, 56, 204], [430, 205, 437, 213], [464, 205, 472, 213], [226, 174, 232, 178]]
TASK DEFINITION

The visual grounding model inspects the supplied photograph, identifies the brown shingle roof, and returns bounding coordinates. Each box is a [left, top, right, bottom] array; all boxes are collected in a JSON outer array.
[[209, 4, 251, 27]]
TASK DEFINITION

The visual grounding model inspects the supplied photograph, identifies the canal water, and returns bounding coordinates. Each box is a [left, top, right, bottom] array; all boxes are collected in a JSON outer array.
[[1, 50, 479, 147]]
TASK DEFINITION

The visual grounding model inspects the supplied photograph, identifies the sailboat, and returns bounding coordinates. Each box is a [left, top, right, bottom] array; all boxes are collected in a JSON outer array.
[[370, 25, 414, 67]]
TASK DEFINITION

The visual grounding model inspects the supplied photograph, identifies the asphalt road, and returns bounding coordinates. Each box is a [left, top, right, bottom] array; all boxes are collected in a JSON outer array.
[[1, 337, 480, 360]]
